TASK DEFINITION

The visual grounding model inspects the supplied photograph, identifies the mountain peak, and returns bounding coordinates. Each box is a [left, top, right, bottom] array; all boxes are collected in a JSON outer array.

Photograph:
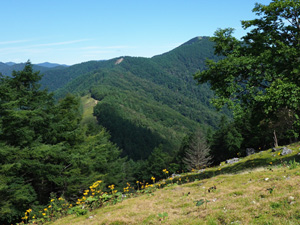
[[180, 36, 210, 47], [5, 62, 16, 66], [37, 62, 68, 68]]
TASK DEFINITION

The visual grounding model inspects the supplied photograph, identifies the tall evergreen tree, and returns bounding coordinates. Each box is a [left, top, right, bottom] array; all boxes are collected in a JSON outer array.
[[0, 61, 54, 147]]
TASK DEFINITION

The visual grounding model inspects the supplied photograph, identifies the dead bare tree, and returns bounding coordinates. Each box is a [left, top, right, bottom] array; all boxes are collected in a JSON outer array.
[[183, 129, 213, 170]]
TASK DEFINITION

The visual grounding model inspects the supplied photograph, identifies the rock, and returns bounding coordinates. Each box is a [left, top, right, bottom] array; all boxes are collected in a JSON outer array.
[[272, 147, 283, 152], [172, 173, 181, 178], [246, 148, 256, 156], [226, 158, 240, 164], [197, 169, 205, 173], [281, 147, 292, 156], [288, 196, 296, 205]]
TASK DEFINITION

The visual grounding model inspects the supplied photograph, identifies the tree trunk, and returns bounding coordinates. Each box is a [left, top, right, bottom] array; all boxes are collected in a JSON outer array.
[[273, 130, 278, 147]]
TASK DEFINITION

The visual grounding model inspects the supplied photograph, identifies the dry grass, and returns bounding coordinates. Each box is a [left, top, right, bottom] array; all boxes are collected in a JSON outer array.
[[51, 165, 300, 225]]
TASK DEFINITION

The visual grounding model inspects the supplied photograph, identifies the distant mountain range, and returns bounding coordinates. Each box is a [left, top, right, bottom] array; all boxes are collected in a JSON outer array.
[[36, 62, 69, 68], [0, 61, 68, 76]]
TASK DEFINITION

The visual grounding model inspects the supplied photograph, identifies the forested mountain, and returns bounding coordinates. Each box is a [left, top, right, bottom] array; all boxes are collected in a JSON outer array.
[[0, 37, 229, 161], [50, 36, 229, 160]]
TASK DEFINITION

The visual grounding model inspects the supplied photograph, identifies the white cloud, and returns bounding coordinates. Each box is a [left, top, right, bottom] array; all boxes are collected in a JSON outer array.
[[0, 40, 32, 45], [32, 39, 92, 47]]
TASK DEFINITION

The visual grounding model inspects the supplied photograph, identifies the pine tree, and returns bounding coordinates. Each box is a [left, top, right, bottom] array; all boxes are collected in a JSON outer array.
[[0, 60, 54, 147]]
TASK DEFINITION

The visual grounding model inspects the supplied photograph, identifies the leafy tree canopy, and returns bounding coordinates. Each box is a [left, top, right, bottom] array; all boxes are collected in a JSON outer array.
[[194, 0, 300, 140]]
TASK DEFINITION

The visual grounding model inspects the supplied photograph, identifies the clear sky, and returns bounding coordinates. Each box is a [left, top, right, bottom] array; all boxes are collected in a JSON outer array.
[[1, 0, 272, 65]]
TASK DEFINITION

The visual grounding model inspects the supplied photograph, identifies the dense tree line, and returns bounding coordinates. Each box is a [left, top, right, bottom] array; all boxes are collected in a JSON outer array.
[[0, 62, 128, 224]]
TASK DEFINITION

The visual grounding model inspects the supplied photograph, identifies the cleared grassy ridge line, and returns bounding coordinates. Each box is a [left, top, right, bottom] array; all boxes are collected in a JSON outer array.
[[51, 143, 300, 224]]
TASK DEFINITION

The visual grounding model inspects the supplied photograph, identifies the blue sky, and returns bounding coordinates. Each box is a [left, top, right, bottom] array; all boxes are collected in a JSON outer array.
[[1, 0, 272, 65]]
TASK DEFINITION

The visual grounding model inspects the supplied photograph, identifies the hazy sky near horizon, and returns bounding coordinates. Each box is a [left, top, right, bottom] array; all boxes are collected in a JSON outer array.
[[1, 0, 272, 65]]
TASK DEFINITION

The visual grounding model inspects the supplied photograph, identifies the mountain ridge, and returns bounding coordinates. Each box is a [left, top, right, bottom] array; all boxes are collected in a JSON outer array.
[[50, 36, 228, 160]]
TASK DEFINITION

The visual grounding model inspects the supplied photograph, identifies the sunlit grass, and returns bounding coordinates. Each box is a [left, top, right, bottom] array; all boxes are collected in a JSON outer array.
[[80, 95, 98, 125], [40, 143, 300, 224]]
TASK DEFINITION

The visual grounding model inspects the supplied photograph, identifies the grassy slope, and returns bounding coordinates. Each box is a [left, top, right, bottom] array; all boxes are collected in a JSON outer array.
[[80, 95, 98, 125], [51, 143, 300, 225]]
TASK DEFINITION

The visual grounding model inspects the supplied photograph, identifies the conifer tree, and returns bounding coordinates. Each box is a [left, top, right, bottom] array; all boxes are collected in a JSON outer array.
[[0, 60, 54, 146]]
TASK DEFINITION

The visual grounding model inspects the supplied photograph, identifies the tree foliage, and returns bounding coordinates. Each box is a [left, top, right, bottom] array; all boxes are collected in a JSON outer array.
[[194, 0, 300, 145], [0, 61, 54, 147], [0, 63, 127, 224]]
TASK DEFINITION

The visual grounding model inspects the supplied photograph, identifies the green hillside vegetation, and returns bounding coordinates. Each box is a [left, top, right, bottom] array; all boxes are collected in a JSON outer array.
[[45, 143, 300, 224], [40, 60, 115, 92], [0, 63, 129, 224], [53, 37, 227, 160]]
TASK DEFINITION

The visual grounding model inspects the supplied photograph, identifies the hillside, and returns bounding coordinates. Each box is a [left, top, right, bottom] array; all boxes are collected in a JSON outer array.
[[50, 37, 229, 160], [49, 143, 300, 224]]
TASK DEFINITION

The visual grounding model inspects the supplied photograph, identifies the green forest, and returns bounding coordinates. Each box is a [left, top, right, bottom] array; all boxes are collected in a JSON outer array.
[[1, 0, 300, 224]]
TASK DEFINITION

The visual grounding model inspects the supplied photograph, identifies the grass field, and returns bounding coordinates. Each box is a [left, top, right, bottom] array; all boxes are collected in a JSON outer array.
[[48, 140, 300, 225]]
